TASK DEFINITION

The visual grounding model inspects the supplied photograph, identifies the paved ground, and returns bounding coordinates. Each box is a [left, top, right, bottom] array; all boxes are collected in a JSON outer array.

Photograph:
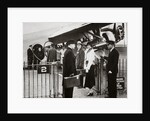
[[73, 86, 127, 98]]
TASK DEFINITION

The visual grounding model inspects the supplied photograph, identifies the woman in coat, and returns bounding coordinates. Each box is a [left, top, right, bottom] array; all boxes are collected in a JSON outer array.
[[84, 41, 97, 96]]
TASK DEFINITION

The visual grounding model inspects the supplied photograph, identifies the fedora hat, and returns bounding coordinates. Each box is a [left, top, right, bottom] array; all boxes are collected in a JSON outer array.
[[102, 31, 116, 43], [66, 39, 75, 46]]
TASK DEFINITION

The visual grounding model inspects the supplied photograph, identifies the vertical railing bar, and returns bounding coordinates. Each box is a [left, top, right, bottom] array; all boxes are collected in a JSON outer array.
[[122, 59, 124, 77], [97, 61, 99, 94], [23, 61, 25, 98], [121, 59, 122, 77], [28, 64, 30, 98], [126, 58, 127, 91], [33, 63, 34, 98], [41, 73, 42, 98], [49, 63, 51, 98], [62, 64, 63, 97], [53, 64, 55, 98], [31, 56, 34, 98], [51, 64, 53, 97], [51, 64, 54, 98], [99, 59, 102, 95], [125, 58, 126, 77], [57, 65, 59, 97], [37, 60, 38, 98], [99, 60, 100, 94], [97, 60, 99, 94], [45, 73, 46, 98], [119, 59, 121, 77], [55, 65, 57, 97], [123, 58, 125, 91]]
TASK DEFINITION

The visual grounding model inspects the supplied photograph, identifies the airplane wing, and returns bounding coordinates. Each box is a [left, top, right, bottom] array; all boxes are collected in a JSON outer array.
[[48, 23, 112, 44]]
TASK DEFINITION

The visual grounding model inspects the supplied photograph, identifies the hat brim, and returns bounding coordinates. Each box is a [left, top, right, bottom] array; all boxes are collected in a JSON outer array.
[[107, 40, 115, 44]]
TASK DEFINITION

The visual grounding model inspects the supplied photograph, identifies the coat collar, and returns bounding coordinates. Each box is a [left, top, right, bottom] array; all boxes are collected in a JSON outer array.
[[110, 46, 115, 52]]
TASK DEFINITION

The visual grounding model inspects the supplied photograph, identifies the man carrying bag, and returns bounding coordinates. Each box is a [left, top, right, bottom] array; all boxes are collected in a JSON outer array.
[[63, 40, 77, 98]]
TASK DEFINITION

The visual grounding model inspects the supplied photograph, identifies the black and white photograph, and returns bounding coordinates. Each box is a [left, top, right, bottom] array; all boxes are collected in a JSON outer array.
[[8, 8, 142, 113], [23, 22, 127, 98]]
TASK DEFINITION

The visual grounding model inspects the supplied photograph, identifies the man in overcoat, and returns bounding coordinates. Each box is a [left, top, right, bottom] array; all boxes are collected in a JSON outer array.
[[63, 40, 76, 98], [105, 40, 119, 98], [47, 43, 57, 62], [76, 41, 85, 88]]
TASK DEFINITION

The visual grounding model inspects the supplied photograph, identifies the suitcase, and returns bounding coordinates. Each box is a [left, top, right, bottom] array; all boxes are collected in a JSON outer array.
[[64, 75, 80, 88]]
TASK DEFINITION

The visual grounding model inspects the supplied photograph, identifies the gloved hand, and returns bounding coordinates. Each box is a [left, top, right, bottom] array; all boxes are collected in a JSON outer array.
[[70, 73, 74, 77]]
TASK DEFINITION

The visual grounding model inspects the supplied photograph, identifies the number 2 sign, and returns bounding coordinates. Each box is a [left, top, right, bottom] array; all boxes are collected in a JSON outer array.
[[38, 65, 50, 74]]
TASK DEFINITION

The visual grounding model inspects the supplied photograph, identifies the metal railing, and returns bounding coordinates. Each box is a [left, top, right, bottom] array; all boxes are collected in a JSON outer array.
[[23, 58, 127, 98], [94, 58, 127, 95], [23, 61, 63, 98]]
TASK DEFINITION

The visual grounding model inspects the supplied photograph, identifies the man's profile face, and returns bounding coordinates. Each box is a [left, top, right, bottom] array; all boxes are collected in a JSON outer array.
[[107, 44, 113, 50], [71, 44, 75, 49]]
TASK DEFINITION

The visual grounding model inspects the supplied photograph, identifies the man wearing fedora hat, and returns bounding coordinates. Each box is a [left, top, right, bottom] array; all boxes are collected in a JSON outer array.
[[63, 39, 76, 98], [76, 41, 85, 88], [104, 39, 119, 98]]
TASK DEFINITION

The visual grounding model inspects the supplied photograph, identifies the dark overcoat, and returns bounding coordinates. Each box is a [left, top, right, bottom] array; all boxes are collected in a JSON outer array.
[[27, 48, 33, 63], [106, 48, 119, 98], [63, 47, 76, 98], [27, 48, 33, 69], [63, 47, 76, 77], [47, 48, 57, 62], [106, 48, 119, 74], [76, 48, 85, 69]]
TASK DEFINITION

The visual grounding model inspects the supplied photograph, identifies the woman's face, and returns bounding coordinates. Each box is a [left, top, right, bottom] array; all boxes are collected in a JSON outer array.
[[77, 44, 81, 50], [87, 44, 91, 49]]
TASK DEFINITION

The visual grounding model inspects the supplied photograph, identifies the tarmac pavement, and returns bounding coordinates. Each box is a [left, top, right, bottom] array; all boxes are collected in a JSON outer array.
[[73, 87, 127, 98]]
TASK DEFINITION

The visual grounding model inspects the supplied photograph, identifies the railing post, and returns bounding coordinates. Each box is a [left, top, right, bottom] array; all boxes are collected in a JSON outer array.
[[53, 64, 55, 98], [56, 64, 59, 98], [49, 63, 51, 97], [37, 60, 38, 98], [33, 63, 34, 98], [97, 59, 100, 94], [51, 63, 54, 97], [40, 62, 42, 98], [45, 61, 47, 98], [23, 61, 25, 98], [118, 59, 120, 77], [99, 59, 102, 95], [28, 64, 30, 98]]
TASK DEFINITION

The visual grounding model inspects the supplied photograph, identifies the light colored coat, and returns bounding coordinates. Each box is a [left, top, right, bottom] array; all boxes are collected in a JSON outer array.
[[84, 48, 96, 73]]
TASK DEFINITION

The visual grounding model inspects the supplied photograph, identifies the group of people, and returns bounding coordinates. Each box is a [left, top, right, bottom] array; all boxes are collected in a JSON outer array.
[[62, 38, 119, 98], [27, 42, 58, 69], [27, 36, 119, 98]]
